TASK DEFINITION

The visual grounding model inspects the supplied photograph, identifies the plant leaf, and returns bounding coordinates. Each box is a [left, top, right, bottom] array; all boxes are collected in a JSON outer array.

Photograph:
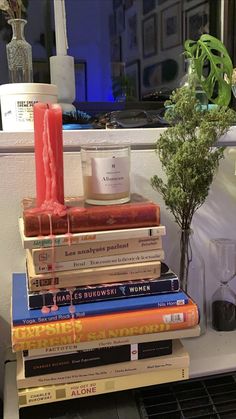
[[185, 34, 233, 106]]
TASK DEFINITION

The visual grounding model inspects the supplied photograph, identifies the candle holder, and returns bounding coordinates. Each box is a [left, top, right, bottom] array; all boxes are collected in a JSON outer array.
[[81, 144, 130, 205]]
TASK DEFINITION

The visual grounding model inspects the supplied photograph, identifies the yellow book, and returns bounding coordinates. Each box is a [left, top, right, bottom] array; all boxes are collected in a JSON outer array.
[[18, 366, 189, 408]]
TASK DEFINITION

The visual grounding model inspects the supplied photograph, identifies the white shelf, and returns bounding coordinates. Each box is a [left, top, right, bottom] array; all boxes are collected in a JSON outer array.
[[0, 126, 235, 152], [0, 128, 165, 152], [184, 327, 236, 378]]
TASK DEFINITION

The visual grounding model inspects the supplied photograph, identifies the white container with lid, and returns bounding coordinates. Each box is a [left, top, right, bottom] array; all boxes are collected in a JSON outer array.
[[0, 83, 58, 131]]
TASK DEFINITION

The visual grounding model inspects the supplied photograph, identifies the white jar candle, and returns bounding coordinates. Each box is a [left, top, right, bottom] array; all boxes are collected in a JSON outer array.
[[81, 144, 130, 205]]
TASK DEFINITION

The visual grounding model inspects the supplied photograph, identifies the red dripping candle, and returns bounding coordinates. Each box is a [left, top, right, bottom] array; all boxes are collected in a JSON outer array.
[[34, 102, 64, 208]]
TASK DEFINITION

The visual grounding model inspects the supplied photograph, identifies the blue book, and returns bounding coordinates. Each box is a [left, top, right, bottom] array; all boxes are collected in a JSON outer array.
[[12, 273, 189, 326], [27, 273, 180, 309]]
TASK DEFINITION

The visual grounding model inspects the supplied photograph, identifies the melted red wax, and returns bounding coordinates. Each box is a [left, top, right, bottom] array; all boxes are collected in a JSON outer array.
[[41, 306, 51, 314], [26, 201, 67, 217]]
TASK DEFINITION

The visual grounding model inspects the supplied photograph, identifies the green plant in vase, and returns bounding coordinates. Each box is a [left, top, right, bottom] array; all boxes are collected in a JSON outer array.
[[151, 87, 235, 331]]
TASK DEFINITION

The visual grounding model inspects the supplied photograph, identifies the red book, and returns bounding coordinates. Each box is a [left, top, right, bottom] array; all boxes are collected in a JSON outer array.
[[22, 194, 160, 237]]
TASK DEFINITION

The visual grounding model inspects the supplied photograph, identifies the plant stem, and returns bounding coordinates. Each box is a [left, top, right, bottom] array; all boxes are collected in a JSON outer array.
[[179, 228, 192, 292]]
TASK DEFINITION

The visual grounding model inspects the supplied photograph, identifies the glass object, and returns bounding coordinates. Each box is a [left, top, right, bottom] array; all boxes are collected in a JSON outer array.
[[209, 238, 236, 331], [174, 229, 206, 335], [179, 58, 208, 107], [81, 144, 130, 205], [6, 19, 33, 83]]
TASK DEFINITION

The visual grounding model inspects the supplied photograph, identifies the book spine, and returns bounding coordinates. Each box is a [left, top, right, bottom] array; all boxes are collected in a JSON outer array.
[[23, 340, 172, 377], [27, 277, 180, 309], [19, 218, 166, 249], [33, 249, 164, 274], [23, 326, 200, 357], [27, 261, 161, 291], [32, 236, 163, 264], [23, 202, 160, 237], [12, 302, 199, 351], [17, 352, 189, 389], [18, 367, 189, 407], [15, 292, 189, 325]]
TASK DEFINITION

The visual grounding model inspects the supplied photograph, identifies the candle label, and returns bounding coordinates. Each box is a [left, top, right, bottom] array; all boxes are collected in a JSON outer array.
[[91, 156, 129, 194]]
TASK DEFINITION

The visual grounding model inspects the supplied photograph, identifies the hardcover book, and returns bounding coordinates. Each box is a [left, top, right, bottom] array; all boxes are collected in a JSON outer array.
[[22, 194, 160, 237], [12, 275, 199, 352], [31, 235, 163, 264], [18, 367, 189, 408], [19, 218, 166, 250], [23, 325, 201, 357], [12, 273, 188, 325], [22, 339, 173, 377], [16, 340, 189, 388], [27, 273, 180, 310]]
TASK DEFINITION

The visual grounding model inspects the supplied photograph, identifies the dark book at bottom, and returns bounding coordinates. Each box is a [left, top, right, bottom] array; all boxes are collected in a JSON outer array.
[[23, 339, 172, 377]]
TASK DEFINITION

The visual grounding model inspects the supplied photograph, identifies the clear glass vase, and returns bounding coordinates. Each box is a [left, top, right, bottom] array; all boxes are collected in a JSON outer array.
[[6, 19, 33, 83], [178, 229, 207, 335], [179, 58, 208, 107]]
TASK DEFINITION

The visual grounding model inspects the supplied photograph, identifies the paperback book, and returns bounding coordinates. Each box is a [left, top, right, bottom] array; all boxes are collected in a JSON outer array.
[[27, 273, 180, 309], [22, 194, 160, 237], [22, 339, 173, 377], [16, 340, 189, 388], [12, 273, 188, 325], [31, 235, 163, 264], [19, 217, 166, 249], [23, 325, 201, 356], [26, 253, 161, 291], [18, 367, 189, 407], [30, 248, 165, 274]]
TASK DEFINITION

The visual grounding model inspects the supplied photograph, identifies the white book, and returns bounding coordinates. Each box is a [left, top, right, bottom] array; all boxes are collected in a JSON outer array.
[[33, 249, 165, 273], [32, 235, 163, 264], [19, 217, 166, 249]]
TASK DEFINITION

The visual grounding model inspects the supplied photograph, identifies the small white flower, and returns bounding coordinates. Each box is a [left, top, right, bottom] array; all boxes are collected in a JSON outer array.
[[0, 0, 10, 12]]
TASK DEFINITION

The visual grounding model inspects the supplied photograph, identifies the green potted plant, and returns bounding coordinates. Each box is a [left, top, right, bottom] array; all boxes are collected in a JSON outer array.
[[184, 34, 233, 106]]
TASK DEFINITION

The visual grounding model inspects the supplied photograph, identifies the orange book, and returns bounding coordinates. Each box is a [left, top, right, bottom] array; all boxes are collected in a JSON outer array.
[[12, 300, 199, 351]]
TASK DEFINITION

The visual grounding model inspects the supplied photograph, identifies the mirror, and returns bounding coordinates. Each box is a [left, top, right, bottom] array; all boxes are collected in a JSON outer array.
[[0, 0, 221, 109]]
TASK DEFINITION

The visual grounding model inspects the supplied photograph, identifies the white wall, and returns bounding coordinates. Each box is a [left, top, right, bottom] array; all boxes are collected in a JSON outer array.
[[0, 134, 236, 396]]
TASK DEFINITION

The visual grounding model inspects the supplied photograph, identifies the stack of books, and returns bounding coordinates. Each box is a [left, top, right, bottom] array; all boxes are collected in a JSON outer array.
[[12, 195, 200, 408]]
